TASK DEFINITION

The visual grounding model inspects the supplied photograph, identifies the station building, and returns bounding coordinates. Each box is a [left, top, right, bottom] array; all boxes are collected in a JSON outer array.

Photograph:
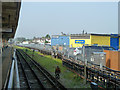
[[70, 34, 120, 50], [51, 35, 69, 46]]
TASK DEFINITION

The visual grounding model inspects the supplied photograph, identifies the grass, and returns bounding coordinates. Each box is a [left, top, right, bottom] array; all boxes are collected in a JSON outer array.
[[14, 45, 91, 88]]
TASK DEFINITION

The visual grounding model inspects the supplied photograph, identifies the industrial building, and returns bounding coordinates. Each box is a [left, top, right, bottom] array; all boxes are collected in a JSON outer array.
[[70, 34, 120, 50], [51, 34, 120, 50], [51, 35, 69, 46]]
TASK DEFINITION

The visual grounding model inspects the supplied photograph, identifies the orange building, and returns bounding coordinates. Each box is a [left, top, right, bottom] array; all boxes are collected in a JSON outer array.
[[104, 50, 120, 71]]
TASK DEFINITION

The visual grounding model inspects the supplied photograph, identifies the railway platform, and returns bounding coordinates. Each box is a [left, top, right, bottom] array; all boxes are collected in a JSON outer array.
[[2, 48, 66, 89], [1, 46, 13, 89]]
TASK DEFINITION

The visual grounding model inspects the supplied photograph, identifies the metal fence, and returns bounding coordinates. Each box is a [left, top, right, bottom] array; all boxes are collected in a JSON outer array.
[[20, 43, 106, 66]]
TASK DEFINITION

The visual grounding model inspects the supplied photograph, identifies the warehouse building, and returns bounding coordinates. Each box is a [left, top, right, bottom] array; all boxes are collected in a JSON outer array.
[[70, 34, 120, 50], [51, 33, 120, 50], [51, 35, 69, 46]]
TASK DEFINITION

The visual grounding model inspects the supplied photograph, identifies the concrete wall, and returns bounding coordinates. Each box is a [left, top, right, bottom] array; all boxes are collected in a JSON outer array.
[[104, 50, 120, 71]]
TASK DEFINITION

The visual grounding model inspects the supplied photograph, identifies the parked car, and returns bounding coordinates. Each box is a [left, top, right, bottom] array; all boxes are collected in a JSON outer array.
[[73, 47, 82, 56]]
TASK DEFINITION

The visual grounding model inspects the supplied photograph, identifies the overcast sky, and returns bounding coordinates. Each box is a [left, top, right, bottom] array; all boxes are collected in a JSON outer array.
[[15, 2, 118, 39]]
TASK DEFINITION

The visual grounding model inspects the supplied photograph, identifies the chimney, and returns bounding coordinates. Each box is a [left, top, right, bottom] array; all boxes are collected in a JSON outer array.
[[82, 30, 84, 34]]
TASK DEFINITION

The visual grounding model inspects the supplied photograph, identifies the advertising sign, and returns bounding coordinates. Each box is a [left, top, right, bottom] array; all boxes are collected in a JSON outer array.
[[75, 40, 85, 44]]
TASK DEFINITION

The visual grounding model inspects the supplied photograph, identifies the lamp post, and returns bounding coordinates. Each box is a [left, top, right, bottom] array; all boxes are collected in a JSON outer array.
[[56, 44, 58, 58], [63, 43, 66, 57], [32, 49, 35, 58], [83, 45, 87, 84]]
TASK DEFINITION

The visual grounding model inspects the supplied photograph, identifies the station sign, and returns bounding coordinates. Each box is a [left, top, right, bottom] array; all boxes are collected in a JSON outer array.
[[75, 40, 85, 44]]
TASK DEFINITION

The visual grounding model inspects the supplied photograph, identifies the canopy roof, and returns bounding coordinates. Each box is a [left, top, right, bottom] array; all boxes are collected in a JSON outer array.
[[1, 2, 21, 40]]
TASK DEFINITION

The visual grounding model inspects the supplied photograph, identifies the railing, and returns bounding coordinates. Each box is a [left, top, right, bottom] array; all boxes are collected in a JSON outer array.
[[62, 57, 120, 89]]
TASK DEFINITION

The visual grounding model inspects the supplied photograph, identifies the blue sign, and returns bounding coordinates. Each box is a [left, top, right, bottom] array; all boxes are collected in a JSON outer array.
[[75, 40, 85, 44]]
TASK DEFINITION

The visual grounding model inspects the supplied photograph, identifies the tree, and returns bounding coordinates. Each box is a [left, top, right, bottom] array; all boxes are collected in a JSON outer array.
[[33, 36, 36, 39], [42, 37, 45, 39], [45, 34, 51, 39], [16, 37, 26, 42], [45, 40, 49, 43]]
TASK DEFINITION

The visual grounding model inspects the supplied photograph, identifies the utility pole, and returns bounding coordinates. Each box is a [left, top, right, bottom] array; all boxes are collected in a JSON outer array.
[[63, 43, 66, 57], [83, 45, 87, 84], [32, 49, 35, 58]]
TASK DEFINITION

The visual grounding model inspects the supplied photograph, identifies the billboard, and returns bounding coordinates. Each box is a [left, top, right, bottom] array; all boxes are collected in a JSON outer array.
[[75, 40, 85, 44]]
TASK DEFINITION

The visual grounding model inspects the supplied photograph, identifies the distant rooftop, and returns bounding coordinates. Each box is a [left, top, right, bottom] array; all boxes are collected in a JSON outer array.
[[52, 34, 69, 37], [52, 33, 120, 38], [70, 33, 120, 37]]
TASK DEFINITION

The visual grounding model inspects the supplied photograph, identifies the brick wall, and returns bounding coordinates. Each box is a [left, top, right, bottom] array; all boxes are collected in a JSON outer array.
[[104, 50, 120, 71]]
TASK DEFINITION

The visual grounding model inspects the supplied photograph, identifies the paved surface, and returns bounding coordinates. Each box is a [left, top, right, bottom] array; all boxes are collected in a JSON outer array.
[[1, 47, 13, 89]]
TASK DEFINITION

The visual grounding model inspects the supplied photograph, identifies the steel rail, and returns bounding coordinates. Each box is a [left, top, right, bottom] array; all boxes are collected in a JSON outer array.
[[16, 51, 31, 89], [19, 49, 67, 90], [20, 50, 57, 89], [17, 50, 45, 89]]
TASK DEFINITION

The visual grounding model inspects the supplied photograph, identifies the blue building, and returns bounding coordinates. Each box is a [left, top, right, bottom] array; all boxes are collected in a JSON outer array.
[[51, 35, 69, 46], [110, 34, 120, 50]]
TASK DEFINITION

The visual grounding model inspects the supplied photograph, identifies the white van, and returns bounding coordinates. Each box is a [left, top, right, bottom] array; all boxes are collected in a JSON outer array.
[[73, 47, 82, 56]]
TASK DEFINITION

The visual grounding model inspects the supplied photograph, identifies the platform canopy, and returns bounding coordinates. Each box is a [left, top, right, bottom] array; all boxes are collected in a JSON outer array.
[[1, 2, 21, 40]]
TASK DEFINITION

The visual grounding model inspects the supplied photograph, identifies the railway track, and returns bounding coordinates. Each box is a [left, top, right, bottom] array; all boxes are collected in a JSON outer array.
[[16, 49, 66, 89], [17, 45, 120, 89]]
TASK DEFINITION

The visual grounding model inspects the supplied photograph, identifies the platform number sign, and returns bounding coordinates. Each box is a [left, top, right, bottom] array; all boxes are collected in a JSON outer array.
[[75, 40, 85, 44]]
